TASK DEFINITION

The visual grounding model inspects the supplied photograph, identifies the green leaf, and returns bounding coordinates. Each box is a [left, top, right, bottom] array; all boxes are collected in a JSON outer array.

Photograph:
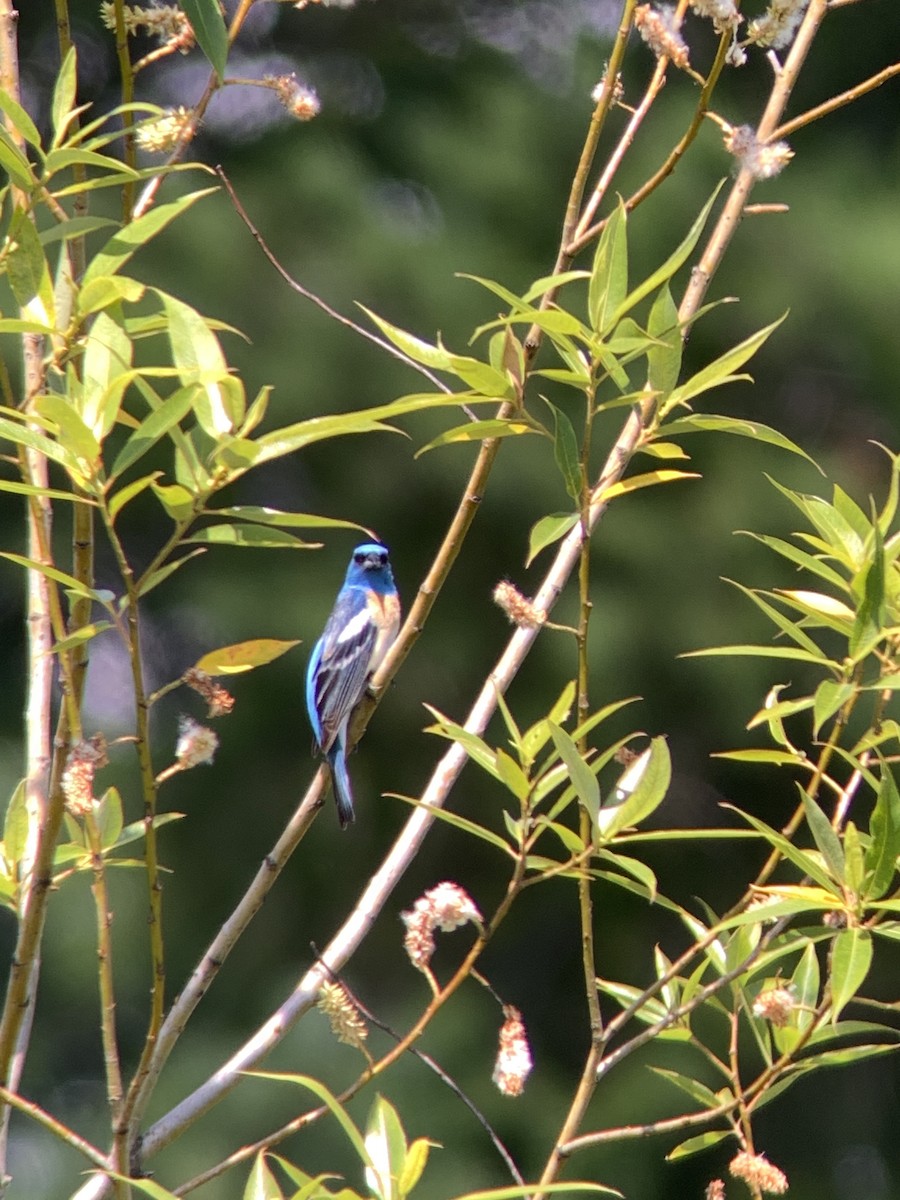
[[398, 1137, 433, 1197], [454, 1185, 620, 1200], [108, 472, 163, 522], [7, 208, 55, 329], [600, 737, 671, 838], [151, 481, 195, 521], [589, 199, 628, 334], [249, 1074, 371, 1169], [646, 284, 681, 396], [545, 401, 582, 501], [251, 393, 496, 468], [110, 386, 199, 478], [0, 551, 103, 601], [179, 0, 229, 79], [801, 791, 845, 883], [683, 643, 832, 666], [600, 469, 700, 503], [95, 788, 124, 851], [50, 46, 78, 147], [424, 708, 500, 777], [526, 512, 579, 567], [365, 1094, 407, 1200], [243, 1152, 283, 1200], [521, 681, 576, 763], [80, 310, 134, 440], [415, 418, 536, 457], [359, 307, 454, 372], [3, 781, 28, 870], [495, 749, 531, 803], [184, 524, 319, 549], [51, 622, 113, 656], [812, 678, 855, 737], [650, 1067, 721, 1112], [791, 939, 821, 1030], [137, 549, 206, 597], [212, 507, 371, 535], [107, 1175, 181, 1200], [32, 394, 101, 477], [830, 928, 873, 1020], [722, 805, 839, 892], [0, 129, 37, 190], [661, 413, 818, 466], [666, 1130, 731, 1162], [0, 478, 91, 504], [77, 274, 146, 318], [0, 90, 41, 150], [850, 520, 886, 660], [768, 478, 864, 567], [82, 190, 215, 285], [194, 638, 300, 675], [610, 184, 722, 324], [548, 724, 599, 824], [865, 767, 900, 900], [390, 794, 513, 856], [662, 315, 787, 413], [158, 293, 235, 435], [739, 531, 849, 593]]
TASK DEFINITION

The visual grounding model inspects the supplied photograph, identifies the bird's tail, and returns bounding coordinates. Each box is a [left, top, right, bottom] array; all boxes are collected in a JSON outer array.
[[327, 742, 355, 829]]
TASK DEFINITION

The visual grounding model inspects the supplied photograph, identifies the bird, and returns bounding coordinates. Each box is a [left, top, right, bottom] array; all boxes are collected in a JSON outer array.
[[305, 542, 401, 827]]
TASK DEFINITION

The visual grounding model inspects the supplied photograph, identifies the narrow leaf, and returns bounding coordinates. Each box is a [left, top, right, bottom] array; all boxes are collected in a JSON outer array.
[[415, 419, 535, 457], [830, 927, 873, 1021], [194, 639, 300, 675], [180, 0, 229, 79], [526, 512, 579, 567], [549, 723, 599, 824]]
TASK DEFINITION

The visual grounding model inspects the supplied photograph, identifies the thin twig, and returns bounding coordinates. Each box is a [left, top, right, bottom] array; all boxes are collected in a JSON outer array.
[[770, 58, 900, 141], [215, 167, 451, 396]]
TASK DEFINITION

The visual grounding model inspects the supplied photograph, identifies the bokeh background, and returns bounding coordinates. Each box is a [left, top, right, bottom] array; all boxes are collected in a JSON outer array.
[[5, 1, 900, 1196]]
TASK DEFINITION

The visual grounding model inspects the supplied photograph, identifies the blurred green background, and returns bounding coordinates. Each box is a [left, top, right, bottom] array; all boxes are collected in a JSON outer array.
[[5, 1, 900, 1197]]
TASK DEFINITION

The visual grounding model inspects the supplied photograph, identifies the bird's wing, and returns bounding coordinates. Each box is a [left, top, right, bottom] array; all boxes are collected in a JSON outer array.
[[311, 588, 378, 750]]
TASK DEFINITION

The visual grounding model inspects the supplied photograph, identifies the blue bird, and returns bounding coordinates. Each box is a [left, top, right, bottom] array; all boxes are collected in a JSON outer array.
[[306, 543, 401, 827]]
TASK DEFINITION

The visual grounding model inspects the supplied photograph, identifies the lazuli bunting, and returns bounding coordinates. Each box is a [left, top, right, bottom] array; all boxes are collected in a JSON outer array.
[[305, 543, 401, 827]]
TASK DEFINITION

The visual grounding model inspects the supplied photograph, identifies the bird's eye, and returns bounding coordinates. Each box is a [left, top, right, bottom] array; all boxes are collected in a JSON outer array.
[[354, 553, 366, 564]]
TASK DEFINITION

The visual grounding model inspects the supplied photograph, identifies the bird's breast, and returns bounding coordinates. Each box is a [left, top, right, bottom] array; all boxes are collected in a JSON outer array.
[[366, 590, 401, 670]]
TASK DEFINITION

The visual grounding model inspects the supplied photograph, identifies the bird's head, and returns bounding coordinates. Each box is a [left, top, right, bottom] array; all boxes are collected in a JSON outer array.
[[346, 543, 395, 591]]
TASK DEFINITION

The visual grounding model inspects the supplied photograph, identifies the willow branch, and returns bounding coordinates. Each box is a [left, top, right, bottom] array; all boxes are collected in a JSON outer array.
[[770, 58, 900, 141]]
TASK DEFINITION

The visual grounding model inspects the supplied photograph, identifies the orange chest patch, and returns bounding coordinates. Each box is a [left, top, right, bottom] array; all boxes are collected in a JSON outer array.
[[366, 590, 401, 632]]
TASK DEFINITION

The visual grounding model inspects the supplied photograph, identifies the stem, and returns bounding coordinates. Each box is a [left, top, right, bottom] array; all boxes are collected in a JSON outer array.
[[111, 0, 136, 217], [83, 812, 127, 1178], [0, 1087, 109, 1171], [770, 58, 900, 142], [99, 516, 165, 1144]]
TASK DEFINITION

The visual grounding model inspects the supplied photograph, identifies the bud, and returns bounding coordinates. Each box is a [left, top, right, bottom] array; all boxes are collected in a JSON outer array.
[[747, 0, 809, 50], [729, 1150, 788, 1195], [752, 986, 795, 1027], [493, 1006, 533, 1096], [317, 981, 368, 1051], [401, 882, 482, 972], [183, 668, 235, 718], [634, 5, 690, 70], [493, 581, 546, 630], [175, 716, 218, 769], [136, 107, 193, 154], [61, 736, 109, 816], [100, 3, 194, 51], [690, 0, 739, 30], [723, 125, 793, 180], [267, 74, 321, 121]]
